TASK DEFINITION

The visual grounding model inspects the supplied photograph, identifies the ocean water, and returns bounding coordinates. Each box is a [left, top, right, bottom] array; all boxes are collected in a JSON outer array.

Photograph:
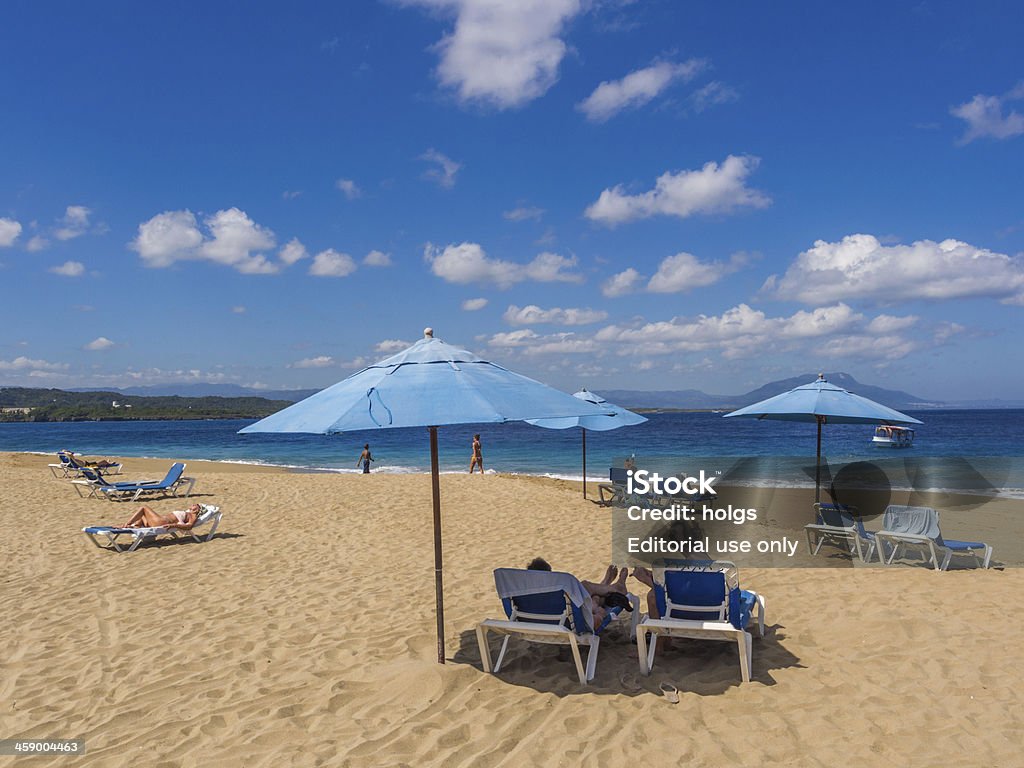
[[2, 410, 1023, 494]]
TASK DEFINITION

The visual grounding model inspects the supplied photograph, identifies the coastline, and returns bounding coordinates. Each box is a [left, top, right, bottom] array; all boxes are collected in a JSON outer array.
[[5, 450, 1024, 766]]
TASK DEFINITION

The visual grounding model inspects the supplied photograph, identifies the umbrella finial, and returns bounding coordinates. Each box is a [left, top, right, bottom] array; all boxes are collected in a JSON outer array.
[[817, 372, 826, 381], [424, 327, 434, 338]]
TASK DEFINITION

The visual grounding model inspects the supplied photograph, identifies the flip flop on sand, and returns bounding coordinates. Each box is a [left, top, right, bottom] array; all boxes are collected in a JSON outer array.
[[660, 682, 680, 704]]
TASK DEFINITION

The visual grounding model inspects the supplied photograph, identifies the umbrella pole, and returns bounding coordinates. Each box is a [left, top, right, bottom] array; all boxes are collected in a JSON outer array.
[[815, 416, 823, 505], [582, 428, 587, 499], [429, 426, 445, 664]]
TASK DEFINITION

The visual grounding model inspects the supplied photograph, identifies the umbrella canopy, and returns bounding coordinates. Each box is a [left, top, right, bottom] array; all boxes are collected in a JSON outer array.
[[527, 389, 648, 498], [239, 329, 613, 663], [526, 388, 647, 431], [723, 374, 922, 502]]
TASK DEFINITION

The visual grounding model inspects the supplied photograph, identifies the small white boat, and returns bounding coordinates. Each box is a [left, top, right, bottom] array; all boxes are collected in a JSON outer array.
[[872, 425, 915, 448]]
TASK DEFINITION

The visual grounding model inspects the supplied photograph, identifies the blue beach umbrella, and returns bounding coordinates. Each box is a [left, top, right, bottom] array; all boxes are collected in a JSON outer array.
[[723, 374, 922, 503], [239, 329, 613, 664], [527, 389, 647, 498]]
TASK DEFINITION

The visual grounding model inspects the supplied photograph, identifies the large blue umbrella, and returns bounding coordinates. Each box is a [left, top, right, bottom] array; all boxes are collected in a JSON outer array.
[[723, 374, 922, 503], [239, 329, 613, 663], [527, 389, 647, 498]]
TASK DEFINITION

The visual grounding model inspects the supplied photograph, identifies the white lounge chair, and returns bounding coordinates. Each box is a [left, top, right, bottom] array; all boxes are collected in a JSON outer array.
[[476, 568, 640, 685], [804, 502, 879, 562], [873, 505, 993, 571], [636, 560, 765, 683], [82, 504, 222, 552]]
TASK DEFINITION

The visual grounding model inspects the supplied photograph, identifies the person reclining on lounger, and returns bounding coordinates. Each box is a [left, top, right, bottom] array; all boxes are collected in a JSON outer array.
[[122, 503, 202, 530], [527, 557, 633, 627], [63, 450, 119, 469]]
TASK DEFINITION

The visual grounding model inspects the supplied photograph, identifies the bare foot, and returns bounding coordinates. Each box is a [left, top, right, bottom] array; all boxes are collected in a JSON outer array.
[[602, 564, 617, 584]]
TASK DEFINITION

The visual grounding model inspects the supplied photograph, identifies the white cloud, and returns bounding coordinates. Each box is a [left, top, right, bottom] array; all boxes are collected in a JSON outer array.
[[577, 59, 705, 122], [426, 242, 582, 287], [49, 260, 85, 277], [420, 148, 461, 188], [26, 235, 49, 252], [282, 190, 303, 200], [487, 328, 599, 355], [131, 208, 289, 274], [602, 267, 644, 298], [691, 80, 739, 113], [279, 238, 308, 265], [951, 83, 1024, 144], [0, 356, 68, 372], [54, 205, 91, 240], [231, 306, 247, 314], [336, 178, 362, 199], [647, 251, 746, 293], [503, 206, 545, 222], [291, 356, 335, 369], [309, 249, 357, 277], [84, 337, 114, 351], [595, 303, 878, 360], [200, 208, 278, 274], [503, 304, 608, 326], [762, 234, 1024, 305], [405, 0, 582, 109], [375, 339, 412, 354], [0, 218, 22, 247], [866, 314, 919, 334], [585, 155, 771, 225], [363, 250, 392, 267], [462, 297, 489, 310]]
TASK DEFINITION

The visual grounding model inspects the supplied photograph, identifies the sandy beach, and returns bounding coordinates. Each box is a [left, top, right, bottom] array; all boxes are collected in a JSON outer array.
[[3, 451, 1023, 767]]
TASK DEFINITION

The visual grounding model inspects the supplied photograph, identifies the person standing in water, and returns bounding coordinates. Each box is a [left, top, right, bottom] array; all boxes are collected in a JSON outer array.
[[469, 434, 484, 474], [357, 444, 374, 474]]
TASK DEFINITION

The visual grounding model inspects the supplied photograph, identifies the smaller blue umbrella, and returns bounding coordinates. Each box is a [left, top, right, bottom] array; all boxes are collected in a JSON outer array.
[[527, 389, 648, 498], [723, 374, 922, 503]]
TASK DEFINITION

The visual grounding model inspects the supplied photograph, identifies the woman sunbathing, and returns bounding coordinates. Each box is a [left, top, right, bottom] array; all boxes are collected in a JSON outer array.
[[527, 559, 633, 626], [122, 503, 202, 530]]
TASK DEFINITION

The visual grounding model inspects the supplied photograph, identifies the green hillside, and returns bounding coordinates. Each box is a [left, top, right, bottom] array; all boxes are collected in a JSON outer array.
[[0, 387, 291, 422]]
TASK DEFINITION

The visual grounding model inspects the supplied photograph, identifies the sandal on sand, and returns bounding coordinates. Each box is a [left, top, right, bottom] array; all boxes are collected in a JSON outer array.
[[660, 682, 680, 704]]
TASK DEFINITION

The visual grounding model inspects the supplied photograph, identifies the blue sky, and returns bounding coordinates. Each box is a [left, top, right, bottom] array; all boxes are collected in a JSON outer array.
[[2, 1, 1022, 400]]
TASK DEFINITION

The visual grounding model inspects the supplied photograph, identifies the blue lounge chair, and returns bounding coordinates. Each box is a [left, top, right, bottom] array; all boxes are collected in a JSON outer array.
[[804, 503, 879, 562], [636, 560, 766, 683], [874, 505, 993, 570], [49, 451, 122, 479], [598, 467, 630, 505], [83, 504, 222, 552], [476, 568, 639, 684], [73, 463, 194, 502]]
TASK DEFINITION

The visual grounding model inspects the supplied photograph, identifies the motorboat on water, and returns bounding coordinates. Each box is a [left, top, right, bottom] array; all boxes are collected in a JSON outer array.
[[872, 425, 915, 448]]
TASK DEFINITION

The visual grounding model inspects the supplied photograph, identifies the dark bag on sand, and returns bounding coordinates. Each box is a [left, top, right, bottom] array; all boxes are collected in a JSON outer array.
[[603, 592, 633, 612]]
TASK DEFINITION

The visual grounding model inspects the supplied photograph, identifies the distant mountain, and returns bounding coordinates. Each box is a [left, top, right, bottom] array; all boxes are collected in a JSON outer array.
[[68, 384, 320, 402], [601, 372, 943, 411]]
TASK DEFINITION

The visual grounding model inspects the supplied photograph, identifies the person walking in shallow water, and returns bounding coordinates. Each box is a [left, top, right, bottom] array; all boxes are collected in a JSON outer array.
[[357, 444, 374, 474], [469, 434, 484, 474]]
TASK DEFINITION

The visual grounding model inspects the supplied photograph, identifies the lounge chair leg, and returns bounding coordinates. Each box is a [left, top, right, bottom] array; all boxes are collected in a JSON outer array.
[[983, 546, 993, 569], [737, 631, 752, 683], [646, 628, 658, 672], [585, 637, 599, 682], [493, 636, 510, 673], [475, 625, 492, 673], [636, 627, 650, 675], [568, 635, 587, 685]]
